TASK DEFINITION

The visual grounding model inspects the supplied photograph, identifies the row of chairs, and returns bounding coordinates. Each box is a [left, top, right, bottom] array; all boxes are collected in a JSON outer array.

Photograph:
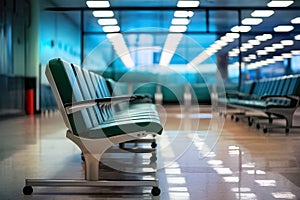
[[220, 75, 300, 134], [23, 58, 163, 196]]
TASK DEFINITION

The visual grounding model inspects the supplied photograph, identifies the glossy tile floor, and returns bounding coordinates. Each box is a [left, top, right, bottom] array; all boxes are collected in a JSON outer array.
[[0, 105, 300, 200]]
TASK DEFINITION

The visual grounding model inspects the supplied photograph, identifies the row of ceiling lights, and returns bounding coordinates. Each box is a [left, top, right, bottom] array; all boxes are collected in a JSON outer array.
[[228, 0, 300, 70], [88, 0, 201, 68], [230, 49, 300, 69], [190, 0, 300, 70], [87, 0, 299, 70], [159, 1, 200, 67], [86, 0, 135, 68]]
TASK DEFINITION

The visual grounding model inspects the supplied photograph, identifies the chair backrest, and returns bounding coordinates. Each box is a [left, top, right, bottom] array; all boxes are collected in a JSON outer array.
[[240, 80, 255, 95], [287, 75, 300, 96], [71, 64, 103, 126], [88, 71, 114, 120], [46, 58, 94, 135]]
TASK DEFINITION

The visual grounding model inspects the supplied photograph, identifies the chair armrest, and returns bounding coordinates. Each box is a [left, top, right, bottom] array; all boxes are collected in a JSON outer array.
[[225, 91, 239, 98], [261, 95, 299, 101], [64, 95, 136, 114], [262, 95, 300, 107], [226, 91, 251, 99], [261, 95, 283, 100], [132, 93, 153, 103]]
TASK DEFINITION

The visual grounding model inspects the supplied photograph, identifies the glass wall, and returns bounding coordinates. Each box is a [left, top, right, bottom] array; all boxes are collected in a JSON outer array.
[[39, 3, 300, 105]]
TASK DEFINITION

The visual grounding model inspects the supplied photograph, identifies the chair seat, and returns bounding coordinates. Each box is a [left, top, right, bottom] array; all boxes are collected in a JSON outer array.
[[81, 118, 163, 138], [230, 99, 292, 109]]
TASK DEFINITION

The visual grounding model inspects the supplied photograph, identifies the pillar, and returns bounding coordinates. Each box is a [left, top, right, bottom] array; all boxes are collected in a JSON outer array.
[[26, 0, 39, 78], [216, 53, 229, 82]]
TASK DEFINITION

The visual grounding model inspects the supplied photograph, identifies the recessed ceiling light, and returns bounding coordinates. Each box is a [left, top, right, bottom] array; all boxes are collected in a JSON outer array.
[[169, 25, 187, 32], [249, 54, 257, 59], [291, 50, 300, 55], [282, 53, 292, 58], [229, 52, 238, 57], [215, 40, 228, 47], [177, 1, 200, 7], [273, 56, 284, 61], [86, 1, 110, 8], [261, 60, 268, 66], [221, 36, 234, 42], [243, 57, 251, 62], [226, 33, 240, 39], [248, 40, 261, 45], [295, 34, 300, 40], [231, 25, 252, 32], [240, 47, 248, 52], [106, 33, 122, 39], [266, 58, 276, 64], [263, 34, 273, 40], [265, 47, 276, 52], [291, 17, 300, 24], [171, 18, 190, 25], [98, 18, 118, 26], [255, 34, 272, 41], [272, 43, 284, 49], [257, 50, 268, 55], [281, 40, 294, 45], [232, 48, 240, 53], [251, 10, 274, 17], [93, 11, 114, 17], [210, 43, 222, 50], [242, 18, 263, 25], [267, 0, 294, 7], [174, 11, 194, 18], [102, 25, 120, 33], [242, 43, 253, 49], [274, 25, 294, 32]]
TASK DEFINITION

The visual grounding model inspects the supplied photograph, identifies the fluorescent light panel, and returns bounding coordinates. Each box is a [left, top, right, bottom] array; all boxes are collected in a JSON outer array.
[[291, 17, 300, 24], [255, 34, 272, 41], [249, 54, 256, 59], [242, 18, 263, 25], [98, 18, 118, 25], [240, 47, 247, 52], [174, 11, 194, 18], [177, 1, 200, 7], [273, 56, 284, 61], [242, 43, 253, 49], [265, 46, 276, 52], [215, 40, 228, 47], [257, 50, 268, 55], [281, 40, 294, 45], [171, 18, 190, 25], [169, 25, 187, 32], [221, 36, 234, 42], [231, 25, 251, 32], [251, 10, 274, 17], [86, 1, 110, 8], [295, 34, 300, 40], [226, 33, 240, 39], [282, 53, 292, 58], [267, 0, 294, 7], [272, 43, 284, 49], [248, 40, 261, 45], [291, 50, 300, 55], [232, 48, 240, 53], [93, 11, 114, 17], [274, 25, 294, 32], [102, 25, 120, 33]]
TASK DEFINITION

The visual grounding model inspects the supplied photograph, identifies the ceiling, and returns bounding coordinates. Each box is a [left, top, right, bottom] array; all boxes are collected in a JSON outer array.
[[43, 0, 300, 66]]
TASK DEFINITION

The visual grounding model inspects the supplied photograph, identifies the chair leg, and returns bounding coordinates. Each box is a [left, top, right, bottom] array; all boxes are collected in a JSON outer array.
[[83, 153, 100, 181]]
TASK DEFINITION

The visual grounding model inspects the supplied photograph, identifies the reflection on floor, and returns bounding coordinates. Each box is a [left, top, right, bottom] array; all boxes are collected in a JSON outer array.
[[0, 105, 300, 199]]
